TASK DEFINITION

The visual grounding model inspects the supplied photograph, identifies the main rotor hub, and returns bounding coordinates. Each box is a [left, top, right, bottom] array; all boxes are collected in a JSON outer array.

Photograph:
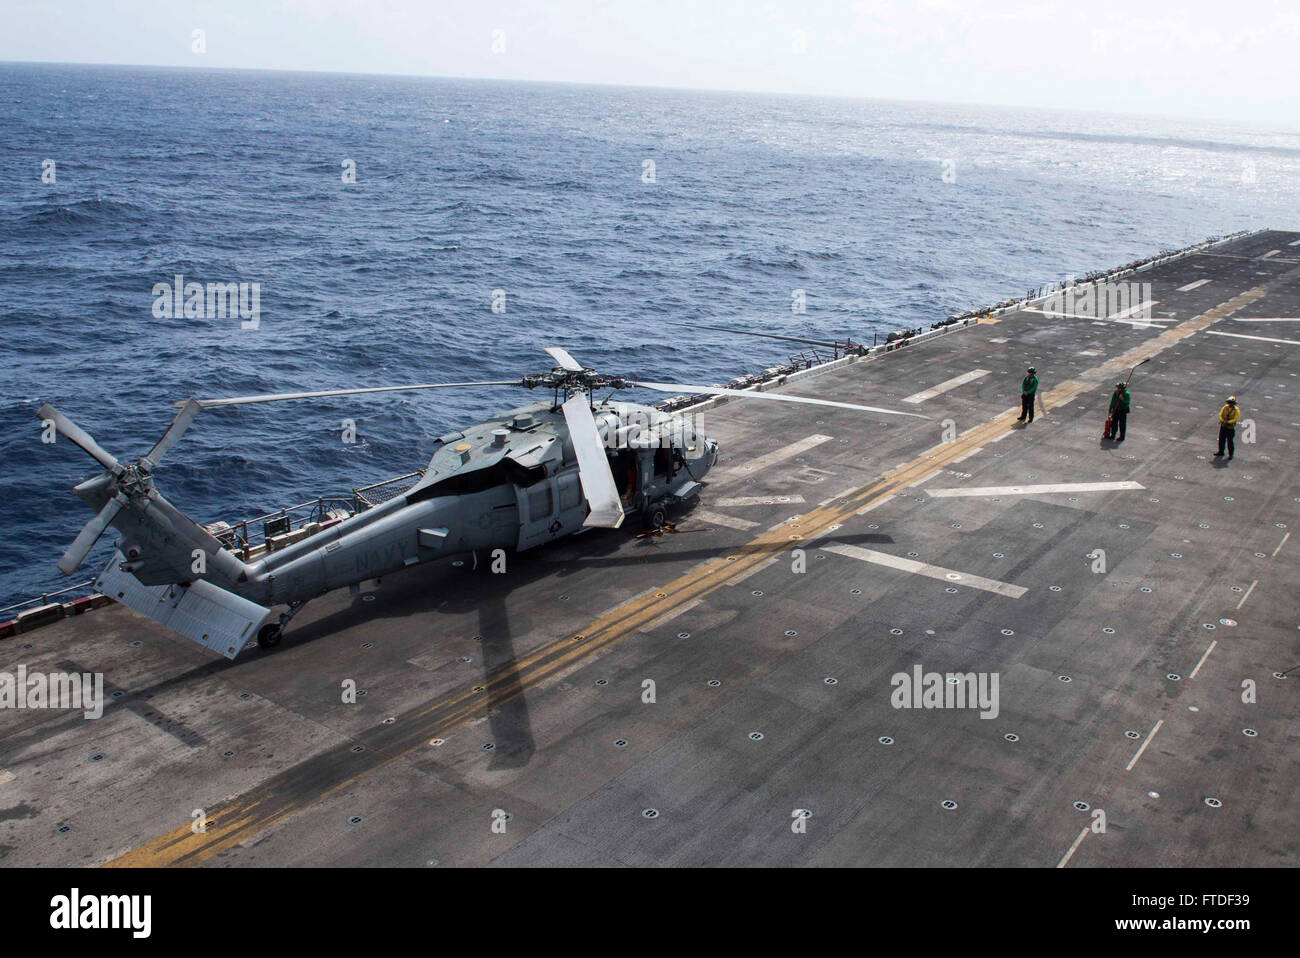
[[523, 366, 630, 394]]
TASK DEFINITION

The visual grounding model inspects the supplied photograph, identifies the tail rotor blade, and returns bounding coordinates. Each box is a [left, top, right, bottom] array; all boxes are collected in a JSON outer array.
[[625, 380, 931, 420], [58, 495, 125, 575], [544, 346, 584, 372], [560, 395, 625, 529], [142, 398, 201, 470], [36, 404, 121, 472]]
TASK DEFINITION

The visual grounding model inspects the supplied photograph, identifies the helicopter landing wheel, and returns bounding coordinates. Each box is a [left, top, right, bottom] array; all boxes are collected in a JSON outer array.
[[644, 504, 669, 530], [257, 623, 283, 649]]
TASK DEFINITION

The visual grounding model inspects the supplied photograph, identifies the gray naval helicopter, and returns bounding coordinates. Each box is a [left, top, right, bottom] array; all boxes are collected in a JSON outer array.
[[38, 346, 924, 659]]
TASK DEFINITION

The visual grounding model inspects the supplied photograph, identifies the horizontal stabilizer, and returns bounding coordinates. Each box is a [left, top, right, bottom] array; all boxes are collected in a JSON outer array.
[[96, 552, 271, 659]]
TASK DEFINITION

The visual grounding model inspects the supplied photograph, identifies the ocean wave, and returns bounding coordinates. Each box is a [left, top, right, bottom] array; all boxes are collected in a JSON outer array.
[[15, 197, 148, 230]]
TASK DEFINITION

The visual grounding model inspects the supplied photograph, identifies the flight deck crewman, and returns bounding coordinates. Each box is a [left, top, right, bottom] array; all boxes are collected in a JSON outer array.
[[1107, 382, 1131, 442], [1215, 396, 1240, 460], [1017, 366, 1039, 423]]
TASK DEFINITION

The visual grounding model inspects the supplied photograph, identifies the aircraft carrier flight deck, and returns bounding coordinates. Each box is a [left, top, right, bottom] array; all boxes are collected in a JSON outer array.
[[2, 229, 1297, 869]]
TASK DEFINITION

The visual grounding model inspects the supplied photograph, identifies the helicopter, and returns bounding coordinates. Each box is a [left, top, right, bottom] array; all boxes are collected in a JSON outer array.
[[37, 346, 926, 659]]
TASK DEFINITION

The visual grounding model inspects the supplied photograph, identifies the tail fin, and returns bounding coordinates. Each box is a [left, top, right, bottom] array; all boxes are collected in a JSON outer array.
[[41, 401, 266, 657], [106, 483, 254, 590], [41, 399, 252, 584]]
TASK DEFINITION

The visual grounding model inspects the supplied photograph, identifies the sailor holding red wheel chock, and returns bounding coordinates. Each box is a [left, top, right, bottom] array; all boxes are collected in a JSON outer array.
[[1103, 357, 1148, 442]]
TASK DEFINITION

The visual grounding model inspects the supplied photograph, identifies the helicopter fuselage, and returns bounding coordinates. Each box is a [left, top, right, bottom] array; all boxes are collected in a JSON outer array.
[[99, 398, 717, 612], [247, 398, 716, 604]]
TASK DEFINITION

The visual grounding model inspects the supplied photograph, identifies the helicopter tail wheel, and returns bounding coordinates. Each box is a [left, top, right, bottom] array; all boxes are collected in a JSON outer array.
[[644, 504, 669, 530], [257, 623, 283, 649]]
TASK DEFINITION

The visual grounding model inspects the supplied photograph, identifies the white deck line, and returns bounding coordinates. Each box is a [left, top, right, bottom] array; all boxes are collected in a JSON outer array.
[[712, 495, 806, 507], [714, 434, 832, 477], [923, 481, 1144, 498], [823, 542, 1027, 598], [1206, 330, 1300, 346], [902, 369, 990, 404], [689, 510, 759, 531]]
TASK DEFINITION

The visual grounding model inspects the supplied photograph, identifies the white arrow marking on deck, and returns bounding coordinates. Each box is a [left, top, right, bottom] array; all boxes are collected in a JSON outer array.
[[713, 495, 807, 507], [1290, 239, 1300, 246], [822, 542, 1027, 598], [715, 434, 832, 477], [1206, 330, 1300, 346], [902, 369, 990, 404], [923, 480, 1145, 498], [1261, 249, 1280, 258], [1177, 279, 1212, 291]]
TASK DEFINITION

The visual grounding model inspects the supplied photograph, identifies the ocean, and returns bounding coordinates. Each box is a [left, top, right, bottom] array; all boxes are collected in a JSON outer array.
[[2, 61, 1298, 605]]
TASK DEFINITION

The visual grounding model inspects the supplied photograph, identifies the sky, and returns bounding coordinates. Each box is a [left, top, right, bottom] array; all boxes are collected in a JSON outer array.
[[3, 0, 1299, 124]]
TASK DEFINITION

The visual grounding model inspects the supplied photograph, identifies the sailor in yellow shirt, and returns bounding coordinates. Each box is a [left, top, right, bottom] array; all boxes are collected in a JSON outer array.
[[1215, 396, 1240, 460]]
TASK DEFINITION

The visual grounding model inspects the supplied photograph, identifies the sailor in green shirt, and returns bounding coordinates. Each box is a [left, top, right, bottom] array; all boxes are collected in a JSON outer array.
[[1017, 367, 1038, 423], [1106, 382, 1131, 442]]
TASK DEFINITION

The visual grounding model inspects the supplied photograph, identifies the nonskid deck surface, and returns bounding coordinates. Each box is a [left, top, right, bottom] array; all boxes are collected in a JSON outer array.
[[2, 230, 1297, 867]]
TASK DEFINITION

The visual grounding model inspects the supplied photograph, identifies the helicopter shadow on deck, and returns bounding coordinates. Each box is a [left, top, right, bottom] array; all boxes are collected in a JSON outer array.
[[288, 517, 897, 761], [75, 524, 897, 768], [278, 528, 646, 769]]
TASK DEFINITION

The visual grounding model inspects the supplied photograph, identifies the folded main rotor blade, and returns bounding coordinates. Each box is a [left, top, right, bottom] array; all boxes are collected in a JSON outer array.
[[141, 398, 201, 470], [671, 322, 842, 348], [58, 495, 125, 575], [560, 395, 625, 529], [36, 403, 122, 473], [626, 381, 930, 420], [544, 346, 584, 372], [176, 381, 521, 409]]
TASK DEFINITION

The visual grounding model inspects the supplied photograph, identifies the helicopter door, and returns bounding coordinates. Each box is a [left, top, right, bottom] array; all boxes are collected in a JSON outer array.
[[515, 479, 555, 551], [610, 448, 639, 505], [554, 470, 587, 528]]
